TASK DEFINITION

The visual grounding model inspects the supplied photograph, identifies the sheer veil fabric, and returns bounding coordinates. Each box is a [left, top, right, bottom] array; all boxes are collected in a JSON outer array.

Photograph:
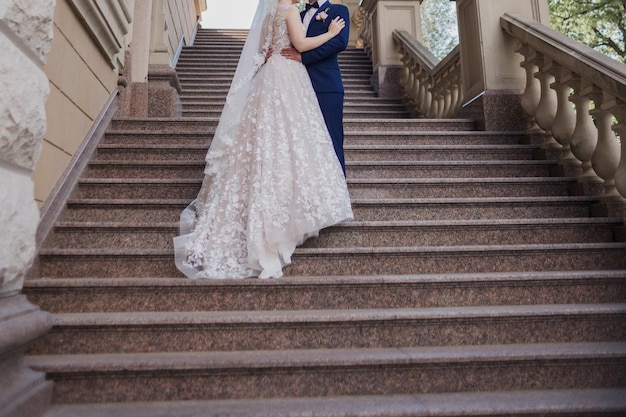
[[174, 0, 353, 279]]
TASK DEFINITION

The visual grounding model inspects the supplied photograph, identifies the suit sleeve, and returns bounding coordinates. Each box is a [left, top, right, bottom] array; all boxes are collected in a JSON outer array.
[[301, 5, 350, 66]]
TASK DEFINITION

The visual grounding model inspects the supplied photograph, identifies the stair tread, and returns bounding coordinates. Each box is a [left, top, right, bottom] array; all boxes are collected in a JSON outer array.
[[43, 388, 626, 417], [89, 160, 558, 166], [26, 342, 626, 372], [39, 242, 626, 256], [23, 268, 626, 287], [48, 304, 626, 326], [65, 196, 600, 205], [77, 177, 574, 185], [53, 217, 623, 228], [97, 143, 539, 150]]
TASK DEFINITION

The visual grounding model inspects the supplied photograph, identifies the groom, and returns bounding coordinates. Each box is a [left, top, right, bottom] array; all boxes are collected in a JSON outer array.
[[282, 0, 350, 175]]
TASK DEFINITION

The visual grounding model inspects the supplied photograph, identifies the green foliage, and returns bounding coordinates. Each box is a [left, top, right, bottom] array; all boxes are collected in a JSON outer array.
[[420, 0, 459, 59], [548, 0, 625, 63]]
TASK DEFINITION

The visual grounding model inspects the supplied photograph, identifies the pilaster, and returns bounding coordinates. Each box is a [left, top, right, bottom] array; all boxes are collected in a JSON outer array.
[[361, 0, 422, 98], [455, 0, 550, 130], [147, 0, 181, 117]]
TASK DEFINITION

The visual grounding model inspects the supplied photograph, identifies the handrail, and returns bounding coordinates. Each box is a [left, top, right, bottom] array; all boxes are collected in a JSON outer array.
[[500, 13, 626, 102], [392, 29, 462, 118], [500, 13, 626, 203]]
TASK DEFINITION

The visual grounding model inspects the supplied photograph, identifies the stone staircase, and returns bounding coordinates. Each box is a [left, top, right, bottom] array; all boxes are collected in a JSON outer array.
[[23, 28, 626, 416]]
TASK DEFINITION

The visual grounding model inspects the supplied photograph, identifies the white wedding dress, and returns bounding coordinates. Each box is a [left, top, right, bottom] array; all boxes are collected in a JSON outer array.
[[173, 4, 353, 279]]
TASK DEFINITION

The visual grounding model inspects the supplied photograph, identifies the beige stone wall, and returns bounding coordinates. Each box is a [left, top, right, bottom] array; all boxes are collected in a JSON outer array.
[[32, 1, 126, 206], [32, 0, 205, 206]]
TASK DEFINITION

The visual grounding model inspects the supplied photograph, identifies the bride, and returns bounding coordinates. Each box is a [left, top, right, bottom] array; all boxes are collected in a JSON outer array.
[[173, 0, 353, 279]]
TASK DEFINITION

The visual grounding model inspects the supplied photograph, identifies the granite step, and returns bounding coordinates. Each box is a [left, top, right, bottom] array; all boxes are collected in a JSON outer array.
[[346, 160, 556, 178], [175, 65, 374, 75], [177, 58, 370, 69], [44, 218, 621, 250], [344, 131, 537, 145], [87, 159, 557, 179], [60, 196, 599, 223], [176, 76, 373, 84], [177, 54, 241, 61], [178, 49, 369, 59], [71, 177, 575, 199], [179, 100, 408, 113], [284, 243, 626, 276], [37, 242, 626, 278], [109, 118, 216, 134], [95, 143, 535, 162], [101, 129, 527, 147], [178, 88, 380, 98], [25, 342, 626, 403], [188, 43, 245, 47], [102, 131, 211, 146], [346, 177, 574, 198], [176, 95, 404, 106], [175, 70, 236, 76], [175, 61, 239, 69], [107, 117, 477, 133], [182, 108, 411, 119], [40, 388, 626, 417], [345, 144, 541, 161], [22, 270, 626, 313], [176, 88, 382, 98], [27, 304, 626, 355]]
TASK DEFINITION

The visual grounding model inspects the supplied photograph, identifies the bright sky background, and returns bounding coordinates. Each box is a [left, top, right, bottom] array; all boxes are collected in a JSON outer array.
[[201, 0, 259, 29]]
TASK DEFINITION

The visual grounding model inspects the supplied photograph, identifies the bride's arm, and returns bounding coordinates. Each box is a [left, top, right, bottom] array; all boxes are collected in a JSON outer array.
[[286, 7, 344, 53]]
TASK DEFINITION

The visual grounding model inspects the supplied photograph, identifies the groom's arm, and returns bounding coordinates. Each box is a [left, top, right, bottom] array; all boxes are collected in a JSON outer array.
[[301, 5, 349, 65]]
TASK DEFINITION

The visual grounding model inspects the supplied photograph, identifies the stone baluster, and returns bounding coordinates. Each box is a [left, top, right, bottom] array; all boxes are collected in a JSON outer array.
[[449, 74, 461, 117], [360, 11, 373, 59], [430, 88, 441, 118], [412, 66, 425, 114], [532, 54, 560, 148], [549, 64, 579, 168], [420, 73, 434, 118], [590, 92, 624, 202], [398, 49, 411, 92], [613, 105, 626, 200], [352, 6, 366, 48], [406, 61, 421, 112], [568, 77, 602, 185], [438, 79, 451, 118], [518, 48, 541, 131]]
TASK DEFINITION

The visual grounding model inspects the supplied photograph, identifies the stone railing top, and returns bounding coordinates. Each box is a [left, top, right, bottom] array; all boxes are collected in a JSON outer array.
[[393, 30, 460, 75], [500, 13, 626, 102], [393, 29, 438, 69]]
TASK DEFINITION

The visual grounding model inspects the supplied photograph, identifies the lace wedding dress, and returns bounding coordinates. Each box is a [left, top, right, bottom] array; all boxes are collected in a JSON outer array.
[[173, 4, 353, 279]]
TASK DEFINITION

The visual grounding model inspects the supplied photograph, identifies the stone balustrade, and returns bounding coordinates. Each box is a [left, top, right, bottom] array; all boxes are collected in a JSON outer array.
[[392, 30, 462, 118], [500, 13, 626, 203], [354, 6, 373, 60]]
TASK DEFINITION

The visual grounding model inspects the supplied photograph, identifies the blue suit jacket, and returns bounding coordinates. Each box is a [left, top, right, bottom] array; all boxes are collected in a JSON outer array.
[[300, 2, 350, 93]]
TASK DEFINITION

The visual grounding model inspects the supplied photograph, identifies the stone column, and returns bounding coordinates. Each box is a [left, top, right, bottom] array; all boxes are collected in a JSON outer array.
[[361, 0, 423, 98], [0, 1, 55, 416], [147, 0, 181, 117], [454, 0, 550, 130], [122, 0, 153, 117]]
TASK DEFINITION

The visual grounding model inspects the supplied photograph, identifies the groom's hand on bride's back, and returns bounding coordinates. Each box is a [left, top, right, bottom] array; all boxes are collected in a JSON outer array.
[[280, 47, 302, 63]]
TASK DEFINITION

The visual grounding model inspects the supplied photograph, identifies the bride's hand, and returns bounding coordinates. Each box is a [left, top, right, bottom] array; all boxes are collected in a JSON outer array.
[[328, 17, 345, 36]]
